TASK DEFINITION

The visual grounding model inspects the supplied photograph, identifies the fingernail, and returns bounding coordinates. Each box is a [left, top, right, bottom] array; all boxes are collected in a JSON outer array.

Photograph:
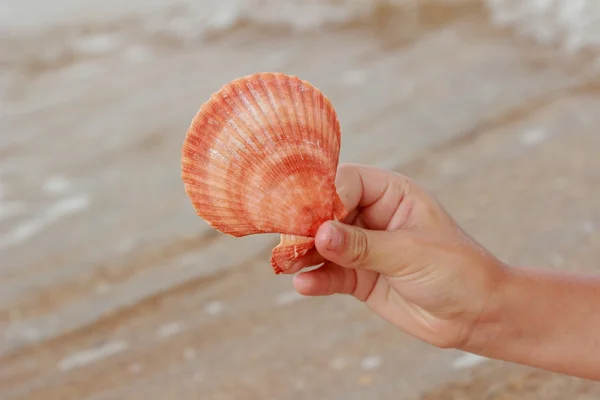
[[326, 223, 343, 251]]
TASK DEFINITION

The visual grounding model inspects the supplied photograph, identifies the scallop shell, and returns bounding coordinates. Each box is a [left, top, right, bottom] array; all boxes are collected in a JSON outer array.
[[181, 72, 348, 273]]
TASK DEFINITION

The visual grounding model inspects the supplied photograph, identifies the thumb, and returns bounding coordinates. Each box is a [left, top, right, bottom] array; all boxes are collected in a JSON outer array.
[[314, 220, 411, 274]]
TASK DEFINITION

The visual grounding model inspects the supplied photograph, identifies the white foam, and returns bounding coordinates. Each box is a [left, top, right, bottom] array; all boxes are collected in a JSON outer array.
[[157, 321, 185, 338], [3, 0, 600, 62], [360, 355, 382, 371], [204, 300, 224, 315], [0, 0, 417, 43], [486, 0, 600, 54], [452, 352, 489, 370], [275, 290, 304, 306], [520, 127, 547, 146], [72, 33, 120, 55], [4, 323, 42, 342], [0, 194, 90, 250], [58, 340, 128, 371], [42, 175, 71, 194]]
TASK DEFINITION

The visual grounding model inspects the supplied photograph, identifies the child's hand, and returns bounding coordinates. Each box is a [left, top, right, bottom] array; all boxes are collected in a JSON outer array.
[[287, 163, 506, 349]]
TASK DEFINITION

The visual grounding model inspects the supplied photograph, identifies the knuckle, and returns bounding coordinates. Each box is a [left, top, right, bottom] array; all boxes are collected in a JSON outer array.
[[391, 174, 411, 193], [348, 229, 370, 266]]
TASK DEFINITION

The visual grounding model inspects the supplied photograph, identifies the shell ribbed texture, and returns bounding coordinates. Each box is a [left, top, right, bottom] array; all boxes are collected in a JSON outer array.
[[181, 72, 348, 273]]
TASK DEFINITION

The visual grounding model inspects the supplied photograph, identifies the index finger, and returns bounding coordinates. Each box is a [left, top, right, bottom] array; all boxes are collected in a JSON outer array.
[[335, 163, 413, 231]]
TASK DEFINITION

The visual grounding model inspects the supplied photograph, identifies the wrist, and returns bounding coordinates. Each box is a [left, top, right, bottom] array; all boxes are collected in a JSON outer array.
[[459, 264, 600, 380], [459, 261, 514, 356]]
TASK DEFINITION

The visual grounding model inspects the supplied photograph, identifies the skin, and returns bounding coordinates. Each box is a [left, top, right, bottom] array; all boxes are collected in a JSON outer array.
[[283, 163, 600, 381]]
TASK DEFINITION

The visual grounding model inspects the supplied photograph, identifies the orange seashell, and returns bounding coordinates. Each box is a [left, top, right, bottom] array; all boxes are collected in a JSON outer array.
[[181, 72, 348, 274]]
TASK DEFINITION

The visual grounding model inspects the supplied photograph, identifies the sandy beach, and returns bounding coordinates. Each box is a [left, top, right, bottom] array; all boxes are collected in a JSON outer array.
[[1, 0, 600, 398]]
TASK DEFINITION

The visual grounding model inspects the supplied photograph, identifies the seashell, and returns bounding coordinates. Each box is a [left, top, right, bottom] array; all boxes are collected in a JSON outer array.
[[181, 72, 348, 274]]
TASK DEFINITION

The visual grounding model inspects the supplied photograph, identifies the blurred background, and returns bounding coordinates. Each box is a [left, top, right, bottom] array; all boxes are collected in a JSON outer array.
[[1, 0, 600, 398]]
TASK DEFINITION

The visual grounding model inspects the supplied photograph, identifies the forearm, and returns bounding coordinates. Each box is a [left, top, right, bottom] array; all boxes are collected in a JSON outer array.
[[464, 265, 600, 380]]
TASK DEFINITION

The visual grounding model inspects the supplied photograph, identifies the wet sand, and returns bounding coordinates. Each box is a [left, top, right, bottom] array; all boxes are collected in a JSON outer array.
[[2, 1, 600, 398]]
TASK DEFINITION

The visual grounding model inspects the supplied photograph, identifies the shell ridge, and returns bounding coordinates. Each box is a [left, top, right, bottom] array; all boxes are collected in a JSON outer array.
[[321, 91, 334, 172], [222, 85, 286, 206], [229, 81, 272, 152], [229, 76, 326, 220], [323, 93, 340, 165], [332, 110, 341, 166], [256, 74, 332, 235], [187, 96, 268, 234], [212, 92, 286, 211], [257, 74, 300, 202], [296, 77, 314, 199], [270, 74, 310, 215], [217, 91, 269, 163], [238, 76, 292, 200], [278, 75, 316, 216], [306, 79, 317, 161], [257, 73, 287, 144], [325, 99, 335, 169], [187, 181, 296, 235], [249, 150, 328, 235]]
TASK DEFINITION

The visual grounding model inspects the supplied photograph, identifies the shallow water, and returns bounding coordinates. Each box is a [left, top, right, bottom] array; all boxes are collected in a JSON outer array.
[[486, 0, 600, 54], [2, 0, 600, 56]]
